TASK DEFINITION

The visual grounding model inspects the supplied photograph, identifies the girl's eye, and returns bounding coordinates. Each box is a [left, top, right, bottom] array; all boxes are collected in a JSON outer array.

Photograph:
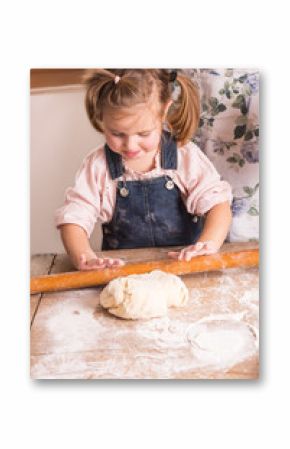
[[112, 133, 123, 137], [139, 132, 150, 137]]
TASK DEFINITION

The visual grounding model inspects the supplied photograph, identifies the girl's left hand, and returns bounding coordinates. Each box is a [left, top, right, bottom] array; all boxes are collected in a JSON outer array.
[[168, 240, 219, 261]]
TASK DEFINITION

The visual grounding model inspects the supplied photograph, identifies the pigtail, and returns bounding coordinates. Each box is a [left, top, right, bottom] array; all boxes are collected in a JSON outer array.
[[82, 69, 116, 133], [167, 72, 200, 146]]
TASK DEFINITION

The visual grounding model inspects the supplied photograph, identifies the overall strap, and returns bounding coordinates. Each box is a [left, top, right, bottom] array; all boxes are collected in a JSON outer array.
[[160, 131, 178, 169], [104, 144, 123, 180]]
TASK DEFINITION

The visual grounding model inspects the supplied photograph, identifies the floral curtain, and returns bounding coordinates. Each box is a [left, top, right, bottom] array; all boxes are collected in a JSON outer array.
[[180, 68, 259, 242]]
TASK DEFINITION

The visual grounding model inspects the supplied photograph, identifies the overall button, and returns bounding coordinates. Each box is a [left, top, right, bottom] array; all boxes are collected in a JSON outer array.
[[165, 179, 175, 190], [193, 215, 199, 223], [119, 187, 129, 197]]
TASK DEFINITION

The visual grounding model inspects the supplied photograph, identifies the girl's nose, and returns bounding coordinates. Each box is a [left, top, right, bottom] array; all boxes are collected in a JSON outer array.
[[124, 136, 139, 151]]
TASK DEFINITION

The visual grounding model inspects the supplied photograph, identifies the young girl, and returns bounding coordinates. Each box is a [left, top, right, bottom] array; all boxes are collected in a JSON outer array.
[[55, 69, 232, 271]]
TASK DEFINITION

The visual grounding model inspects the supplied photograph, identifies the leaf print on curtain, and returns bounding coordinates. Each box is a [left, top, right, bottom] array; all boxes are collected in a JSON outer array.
[[180, 68, 259, 242]]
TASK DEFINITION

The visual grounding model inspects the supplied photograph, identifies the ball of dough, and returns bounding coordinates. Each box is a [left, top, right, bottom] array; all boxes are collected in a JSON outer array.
[[100, 270, 188, 320]]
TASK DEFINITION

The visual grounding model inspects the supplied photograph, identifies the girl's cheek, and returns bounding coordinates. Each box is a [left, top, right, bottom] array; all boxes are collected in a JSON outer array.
[[144, 134, 161, 150], [105, 136, 122, 152]]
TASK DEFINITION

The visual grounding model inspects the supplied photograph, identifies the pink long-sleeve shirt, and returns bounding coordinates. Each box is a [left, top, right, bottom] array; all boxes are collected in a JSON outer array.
[[55, 141, 232, 238]]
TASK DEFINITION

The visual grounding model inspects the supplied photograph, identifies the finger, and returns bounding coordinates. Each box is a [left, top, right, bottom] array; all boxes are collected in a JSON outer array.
[[184, 249, 204, 261], [186, 247, 216, 258], [103, 258, 114, 266], [177, 247, 187, 260], [102, 258, 121, 267], [87, 258, 106, 269], [169, 251, 196, 261], [185, 251, 196, 261], [79, 262, 103, 271], [180, 243, 209, 261], [113, 259, 125, 266], [194, 241, 204, 251], [178, 246, 197, 260], [182, 242, 208, 259], [106, 258, 125, 267]]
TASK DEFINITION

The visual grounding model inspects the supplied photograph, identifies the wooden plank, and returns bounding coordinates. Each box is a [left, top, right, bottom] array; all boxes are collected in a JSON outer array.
[[30, 260, 259, 379], [51, 254, 75, 274], [31, 351, 259, 380], [31, 254, 55, 277], [30, 254, 55, 322]]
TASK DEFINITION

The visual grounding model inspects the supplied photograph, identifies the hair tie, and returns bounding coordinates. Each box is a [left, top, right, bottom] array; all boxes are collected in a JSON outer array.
[[114, 75, 121, 84], [169, 70, 177, 82]]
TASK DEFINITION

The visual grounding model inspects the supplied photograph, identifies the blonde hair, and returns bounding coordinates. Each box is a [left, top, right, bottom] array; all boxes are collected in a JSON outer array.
[[83, 69, 200, 145]]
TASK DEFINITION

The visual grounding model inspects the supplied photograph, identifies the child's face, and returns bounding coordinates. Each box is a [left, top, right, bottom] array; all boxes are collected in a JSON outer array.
[[102, 104, 163, 161]]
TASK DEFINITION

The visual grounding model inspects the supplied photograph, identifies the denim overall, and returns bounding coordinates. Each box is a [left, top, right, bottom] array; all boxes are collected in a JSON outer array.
[[102, 132, 203, 250]]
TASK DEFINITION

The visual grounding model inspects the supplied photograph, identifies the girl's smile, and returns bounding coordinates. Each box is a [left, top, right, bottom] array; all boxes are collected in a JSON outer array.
[[123, 149, 142, 159]]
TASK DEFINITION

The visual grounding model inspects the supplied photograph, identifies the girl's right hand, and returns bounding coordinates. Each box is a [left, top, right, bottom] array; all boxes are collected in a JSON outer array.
[[77, 252, 125, 271]]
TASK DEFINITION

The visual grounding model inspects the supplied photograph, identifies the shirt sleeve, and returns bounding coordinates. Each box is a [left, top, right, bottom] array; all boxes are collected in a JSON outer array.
[[54, 150, 102, 237], [180, 142, 232, 216]]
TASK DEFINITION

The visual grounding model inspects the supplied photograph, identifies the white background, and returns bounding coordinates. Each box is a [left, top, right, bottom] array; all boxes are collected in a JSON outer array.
[[1, 1, 289, 448]]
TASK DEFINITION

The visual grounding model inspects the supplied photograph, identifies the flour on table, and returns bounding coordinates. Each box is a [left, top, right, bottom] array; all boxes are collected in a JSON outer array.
[[100, 270, 188, 319], [186, 315, 258, 369]]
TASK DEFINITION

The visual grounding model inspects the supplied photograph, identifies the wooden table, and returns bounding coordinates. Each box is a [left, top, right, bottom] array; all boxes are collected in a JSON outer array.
[[30, 242, 259, 379]]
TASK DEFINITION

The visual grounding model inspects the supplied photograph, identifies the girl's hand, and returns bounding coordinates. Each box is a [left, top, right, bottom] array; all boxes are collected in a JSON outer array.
[[77, 252, 125, 271], [168, 240, 219, 261]]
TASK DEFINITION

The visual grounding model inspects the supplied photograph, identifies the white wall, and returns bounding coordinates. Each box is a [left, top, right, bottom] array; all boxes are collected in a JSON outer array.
[[30, 86, 105, 254]]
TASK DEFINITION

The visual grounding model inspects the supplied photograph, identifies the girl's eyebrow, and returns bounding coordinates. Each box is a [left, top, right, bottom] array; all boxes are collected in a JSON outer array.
[[109, 128, 155, 134], [109, 129, 124, 134]]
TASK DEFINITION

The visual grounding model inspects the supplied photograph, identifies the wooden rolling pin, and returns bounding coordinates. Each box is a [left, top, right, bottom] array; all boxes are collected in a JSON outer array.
[[30, 248, 259, 294]]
